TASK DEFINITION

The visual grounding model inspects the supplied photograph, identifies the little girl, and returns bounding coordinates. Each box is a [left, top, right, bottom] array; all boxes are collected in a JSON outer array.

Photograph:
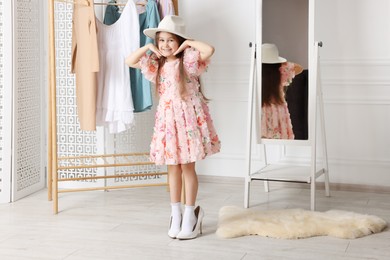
[[126, 15, 220, 240], [261, 43, 303, 139]]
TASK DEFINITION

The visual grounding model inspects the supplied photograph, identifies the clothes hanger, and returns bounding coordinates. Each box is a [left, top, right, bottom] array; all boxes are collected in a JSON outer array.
[[94, 0, 147, 6], [55, 0, 147, 6], [55, 0, 89, 6]]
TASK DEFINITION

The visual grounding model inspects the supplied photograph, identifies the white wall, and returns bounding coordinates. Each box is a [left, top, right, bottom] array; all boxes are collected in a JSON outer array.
[[315, 0, 390, 187], [180, 0, 390, 188]]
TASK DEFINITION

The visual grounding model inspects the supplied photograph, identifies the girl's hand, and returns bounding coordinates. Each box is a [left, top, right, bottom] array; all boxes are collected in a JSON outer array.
[[174, 40, 215, 61], [126, 43, 161, 68], [149, 44, 162, 58], [173, 40, 191, 56]]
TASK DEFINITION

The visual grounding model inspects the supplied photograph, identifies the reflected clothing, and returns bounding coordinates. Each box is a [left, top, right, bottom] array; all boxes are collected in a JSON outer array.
[[286, 70, 309, 140], [261, 62, 296, 139], [104, 0, 160, 112]]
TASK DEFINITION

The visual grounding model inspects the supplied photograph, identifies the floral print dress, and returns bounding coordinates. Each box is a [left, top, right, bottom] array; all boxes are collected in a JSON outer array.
[[261, 62, 296, 139], [140, 48, 221, 165]]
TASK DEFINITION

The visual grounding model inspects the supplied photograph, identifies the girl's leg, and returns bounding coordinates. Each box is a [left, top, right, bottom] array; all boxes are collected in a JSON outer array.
[[167, 165, 182, 238], [168, 165, 182, 203], [179, 162, 201, 238], [181, 162, 198, 206]]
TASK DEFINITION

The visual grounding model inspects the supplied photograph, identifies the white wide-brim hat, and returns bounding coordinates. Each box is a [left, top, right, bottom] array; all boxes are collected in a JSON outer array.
[[261, 43, 287, 64], [144, 15, 192, 40]]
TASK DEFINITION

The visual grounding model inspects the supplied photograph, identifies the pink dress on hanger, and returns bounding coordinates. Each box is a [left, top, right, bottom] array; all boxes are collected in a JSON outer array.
[[140, 48, 221, 165], [261, 62, 296, 139]]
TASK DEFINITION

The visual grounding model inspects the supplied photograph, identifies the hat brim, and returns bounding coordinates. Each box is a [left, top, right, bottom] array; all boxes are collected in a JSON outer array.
[[143, 28, 192, 40], [262, 56, 287, 64]]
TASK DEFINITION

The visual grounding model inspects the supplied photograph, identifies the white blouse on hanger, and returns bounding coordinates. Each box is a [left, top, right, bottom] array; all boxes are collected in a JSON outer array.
[[95, 0, 140, 134]]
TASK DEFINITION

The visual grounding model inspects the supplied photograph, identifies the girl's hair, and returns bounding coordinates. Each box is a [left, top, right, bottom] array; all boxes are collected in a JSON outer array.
[[155, 32, 208, 100], [261, 63, 284, 106]]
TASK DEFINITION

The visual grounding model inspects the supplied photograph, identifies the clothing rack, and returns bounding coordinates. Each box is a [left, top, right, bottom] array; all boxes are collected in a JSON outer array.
[[55, 0, 178, 12], [47, 0, 178, 214], [55, 0, 145, 6], [94, 1, 147, 6]]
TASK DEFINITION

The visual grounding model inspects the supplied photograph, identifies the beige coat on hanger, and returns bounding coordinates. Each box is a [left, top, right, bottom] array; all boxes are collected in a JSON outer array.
[[71, 0, 99, 131]]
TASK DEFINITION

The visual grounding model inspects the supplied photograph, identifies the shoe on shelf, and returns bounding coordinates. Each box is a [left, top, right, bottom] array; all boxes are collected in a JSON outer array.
[[177, 206, 204, 240], [168, 215, 181, 239]]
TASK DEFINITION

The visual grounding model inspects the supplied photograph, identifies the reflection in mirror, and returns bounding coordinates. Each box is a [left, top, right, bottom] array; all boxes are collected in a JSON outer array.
[[261, 43, 304, 140], [261, 0, 309, 140]]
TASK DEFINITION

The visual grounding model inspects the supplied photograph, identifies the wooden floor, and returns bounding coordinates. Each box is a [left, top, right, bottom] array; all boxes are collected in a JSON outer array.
[[0, 177, 389, 260]]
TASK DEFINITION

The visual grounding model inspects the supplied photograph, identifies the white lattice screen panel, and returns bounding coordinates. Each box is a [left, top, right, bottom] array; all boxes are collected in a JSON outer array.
[[0, 0, 14, 203], [0, 0, 4, 200], [12, 0, 45, 200], [54, 3, 166, 189]]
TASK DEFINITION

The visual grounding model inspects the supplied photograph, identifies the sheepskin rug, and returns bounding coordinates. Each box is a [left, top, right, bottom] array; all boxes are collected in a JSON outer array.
[[216, 206, 387, 239]]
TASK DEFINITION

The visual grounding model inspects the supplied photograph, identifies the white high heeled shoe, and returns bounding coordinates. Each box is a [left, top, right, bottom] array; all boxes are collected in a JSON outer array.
[[168, 214, 182, 239], [177, 206, 204, 240]]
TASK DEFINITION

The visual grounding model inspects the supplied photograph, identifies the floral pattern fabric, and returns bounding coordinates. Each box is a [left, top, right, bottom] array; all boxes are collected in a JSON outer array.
[[140, 48, 221, 165], [261, 62, 296, 139]]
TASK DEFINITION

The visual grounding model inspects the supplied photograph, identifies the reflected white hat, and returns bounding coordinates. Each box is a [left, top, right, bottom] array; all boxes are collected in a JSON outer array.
[[144, 15, 192, 40], [261, 43, 287, 64]]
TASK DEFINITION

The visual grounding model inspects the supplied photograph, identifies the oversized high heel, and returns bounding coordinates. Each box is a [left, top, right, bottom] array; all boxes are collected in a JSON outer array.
[[168, 214, 182, 239], [177, 206, 204, 240]]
